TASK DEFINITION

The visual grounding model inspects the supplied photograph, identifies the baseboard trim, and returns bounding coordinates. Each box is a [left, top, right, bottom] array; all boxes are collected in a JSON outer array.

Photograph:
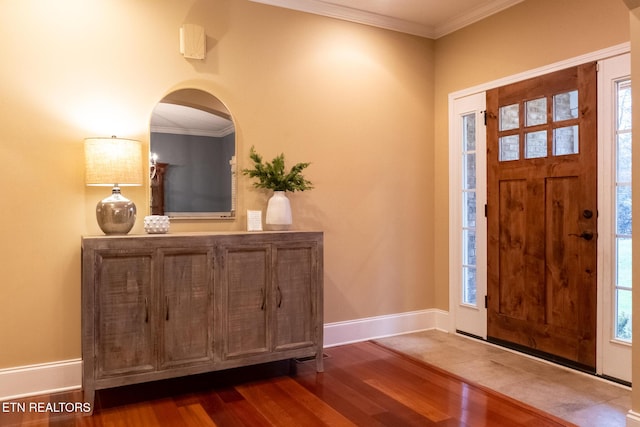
[[0, 359, 82, 402], [323, 309, 449, 347], [0, 309, 450, 401], [627, 410, 640, 427]]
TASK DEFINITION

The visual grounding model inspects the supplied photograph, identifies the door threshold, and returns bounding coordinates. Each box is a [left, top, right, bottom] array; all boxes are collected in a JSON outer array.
[[486, 336, 595, 375], [455, 329, 484, 341], [485, 336, 632, 387], [454, 332, 632, 387], [600, 374, 632, 388]]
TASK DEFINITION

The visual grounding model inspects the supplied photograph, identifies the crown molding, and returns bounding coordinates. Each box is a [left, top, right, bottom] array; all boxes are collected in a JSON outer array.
[[434, 0, 525, 38], [150, 124, 235, 138], [252, 0, 435, 37], [250, 0, 524, 39]]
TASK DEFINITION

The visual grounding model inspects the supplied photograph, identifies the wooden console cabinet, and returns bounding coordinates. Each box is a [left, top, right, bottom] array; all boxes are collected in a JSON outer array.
[[81, 232, 323, 411]]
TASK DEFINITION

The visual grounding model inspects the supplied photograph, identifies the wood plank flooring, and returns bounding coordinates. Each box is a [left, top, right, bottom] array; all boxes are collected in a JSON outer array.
[[0, 342, 575, 426]]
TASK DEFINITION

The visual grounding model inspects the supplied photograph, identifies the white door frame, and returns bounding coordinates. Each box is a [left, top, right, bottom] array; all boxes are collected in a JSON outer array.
[[448, 92, 487, 339], [448, 43, 630, 379], [597, 52, 632, 383]]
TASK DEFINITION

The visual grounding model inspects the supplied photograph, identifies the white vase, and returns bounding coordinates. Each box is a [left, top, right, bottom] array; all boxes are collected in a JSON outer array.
[[266, 191, 292, 230], [144, 215, 170, 234]]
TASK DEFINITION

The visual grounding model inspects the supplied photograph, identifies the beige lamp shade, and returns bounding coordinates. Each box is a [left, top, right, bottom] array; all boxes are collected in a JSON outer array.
[[84, 137, 143, 186]]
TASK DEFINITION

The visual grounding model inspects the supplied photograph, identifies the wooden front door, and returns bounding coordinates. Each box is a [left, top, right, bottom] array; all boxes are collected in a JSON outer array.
[[486, 63, 597, 370]]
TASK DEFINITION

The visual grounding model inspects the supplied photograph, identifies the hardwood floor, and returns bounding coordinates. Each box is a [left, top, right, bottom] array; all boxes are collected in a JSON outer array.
[[0, 342, 575, 426]]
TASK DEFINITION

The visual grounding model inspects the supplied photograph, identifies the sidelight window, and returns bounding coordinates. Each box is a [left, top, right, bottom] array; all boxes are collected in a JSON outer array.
[[462, 113, 477, 306], [614, 79, 632, 342], [452, 91, 487, 339]]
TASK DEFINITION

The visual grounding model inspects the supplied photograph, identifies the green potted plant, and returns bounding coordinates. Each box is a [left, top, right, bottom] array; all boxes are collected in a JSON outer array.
[[242, 146, 313, 229]]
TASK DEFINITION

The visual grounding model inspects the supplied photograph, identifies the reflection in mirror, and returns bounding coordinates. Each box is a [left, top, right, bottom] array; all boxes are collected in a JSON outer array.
[[150, 89, 236, 219]]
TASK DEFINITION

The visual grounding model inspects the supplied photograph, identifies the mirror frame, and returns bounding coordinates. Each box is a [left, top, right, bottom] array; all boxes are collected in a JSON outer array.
[[150, 88, 237, 220]]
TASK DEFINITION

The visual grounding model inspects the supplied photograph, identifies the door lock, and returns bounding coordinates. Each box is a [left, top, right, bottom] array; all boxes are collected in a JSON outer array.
[[569, 231, 594, 241]]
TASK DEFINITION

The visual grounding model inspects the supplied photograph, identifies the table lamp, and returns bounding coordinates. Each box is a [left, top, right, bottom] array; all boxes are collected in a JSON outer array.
[[84, 136, 143, 235]]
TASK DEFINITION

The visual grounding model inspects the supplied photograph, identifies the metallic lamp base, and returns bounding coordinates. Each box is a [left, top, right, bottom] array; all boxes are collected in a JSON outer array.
[[96, 187, 137, 235]]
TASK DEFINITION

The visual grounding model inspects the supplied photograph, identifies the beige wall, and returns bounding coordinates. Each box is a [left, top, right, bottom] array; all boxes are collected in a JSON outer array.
[[0, 0, 435, 368], [432, 0, 630, 309]]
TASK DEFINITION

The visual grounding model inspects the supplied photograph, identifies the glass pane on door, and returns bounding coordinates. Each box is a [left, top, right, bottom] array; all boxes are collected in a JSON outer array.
[[553, 126, 579, 155], [499, 104, 519, 131], [499, 135, 519, 161], [525, 131, 547, 159], [526, 98, 547, 126], [553, 90, 579, 121]]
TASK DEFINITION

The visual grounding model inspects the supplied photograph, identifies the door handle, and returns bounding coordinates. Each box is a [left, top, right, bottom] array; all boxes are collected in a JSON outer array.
[[569, 231, 594, 241]]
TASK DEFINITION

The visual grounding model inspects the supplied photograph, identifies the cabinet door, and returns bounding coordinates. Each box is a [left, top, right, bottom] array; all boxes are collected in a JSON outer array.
[[273, 243, 318, 351], [96, 253, 154, 378], [220, 245, 270, 359], [159, 249, 214, 368]]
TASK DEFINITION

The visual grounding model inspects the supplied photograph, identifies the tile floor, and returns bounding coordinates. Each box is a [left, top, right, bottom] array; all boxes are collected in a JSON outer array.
[[374, 330, 631, 427]]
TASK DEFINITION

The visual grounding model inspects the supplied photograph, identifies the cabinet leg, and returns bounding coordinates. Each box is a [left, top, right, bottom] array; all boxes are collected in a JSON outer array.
[[84, 387, 95, 416], [316, 350, 324, 372], [288, 358, 298, 375]]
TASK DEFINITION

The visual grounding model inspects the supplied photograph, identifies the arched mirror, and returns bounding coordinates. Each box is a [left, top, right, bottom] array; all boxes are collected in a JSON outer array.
[[150, 89, 236, 219]]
